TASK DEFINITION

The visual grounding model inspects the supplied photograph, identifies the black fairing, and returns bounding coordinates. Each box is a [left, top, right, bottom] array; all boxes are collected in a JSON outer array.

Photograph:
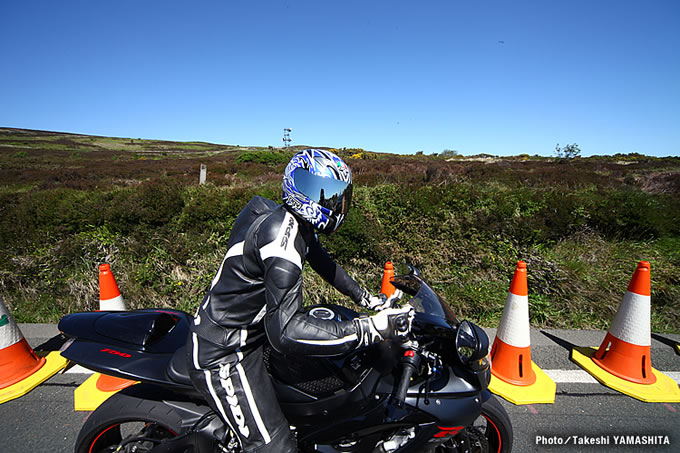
[[59, 309, 193, 387]]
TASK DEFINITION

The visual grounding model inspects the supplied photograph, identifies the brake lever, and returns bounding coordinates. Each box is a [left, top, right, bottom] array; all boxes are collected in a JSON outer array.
[[419, 350, 441, 406], [424, 374, 432, 405]]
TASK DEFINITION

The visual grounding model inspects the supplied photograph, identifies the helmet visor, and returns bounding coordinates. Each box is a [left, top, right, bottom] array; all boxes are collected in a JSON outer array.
[[293, 169, 352, 216]]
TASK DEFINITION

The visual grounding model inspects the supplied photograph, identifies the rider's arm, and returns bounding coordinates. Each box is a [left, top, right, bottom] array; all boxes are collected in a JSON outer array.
[[306, 237, 366, 304], [257, 211, 359, 356]]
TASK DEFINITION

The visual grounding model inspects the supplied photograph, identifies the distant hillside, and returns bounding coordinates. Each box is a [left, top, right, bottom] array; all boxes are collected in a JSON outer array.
[[1, 127, 262, 155]]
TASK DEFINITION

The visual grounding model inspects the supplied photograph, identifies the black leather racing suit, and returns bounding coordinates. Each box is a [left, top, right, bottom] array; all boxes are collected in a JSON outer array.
[[187, 196, 366, 452]]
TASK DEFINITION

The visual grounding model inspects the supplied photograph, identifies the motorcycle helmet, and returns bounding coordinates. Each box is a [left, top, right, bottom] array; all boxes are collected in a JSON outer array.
[[282, 149, 353, 234]]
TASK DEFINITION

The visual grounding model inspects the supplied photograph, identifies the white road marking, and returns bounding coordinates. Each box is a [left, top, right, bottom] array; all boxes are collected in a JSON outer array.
[[545, 369, 680, 384], [544, 369, 599, 384], [64, 365, 94, 374]]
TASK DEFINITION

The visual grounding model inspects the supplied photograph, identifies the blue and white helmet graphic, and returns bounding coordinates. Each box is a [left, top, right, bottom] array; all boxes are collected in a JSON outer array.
[[282, 149, 353, 234]]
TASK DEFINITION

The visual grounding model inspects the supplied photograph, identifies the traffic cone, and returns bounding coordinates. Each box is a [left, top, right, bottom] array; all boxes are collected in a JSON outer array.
[[0, 295, 68, 404], [380, 262, 396, 298], [75, 263, 134, 410], [99, 263, 126, 311], [488, 261, 556, 405], [572, 261, 680, 402], [592, 261, 655, 384]]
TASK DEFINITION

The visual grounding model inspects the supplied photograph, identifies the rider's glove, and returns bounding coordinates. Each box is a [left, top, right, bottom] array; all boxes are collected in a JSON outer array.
[[359, 289, 403, 311], [354, 305, 414, 348]]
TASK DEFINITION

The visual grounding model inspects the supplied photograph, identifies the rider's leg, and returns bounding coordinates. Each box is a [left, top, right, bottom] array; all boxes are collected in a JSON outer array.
[[187, 338, 296, 453]]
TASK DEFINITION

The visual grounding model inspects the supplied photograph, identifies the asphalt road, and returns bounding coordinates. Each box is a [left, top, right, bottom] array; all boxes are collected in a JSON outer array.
[[0, 325, 678, 453], [502, 383, 679, 453], [0, 372, 89, 453]]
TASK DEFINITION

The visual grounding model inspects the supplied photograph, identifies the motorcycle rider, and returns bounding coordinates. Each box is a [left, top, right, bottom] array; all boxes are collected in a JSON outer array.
[[187, 149, 413, 452]]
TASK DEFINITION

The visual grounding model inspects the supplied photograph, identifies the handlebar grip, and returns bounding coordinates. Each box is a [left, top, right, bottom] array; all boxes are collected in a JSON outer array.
[[394, 350, 420, 408]]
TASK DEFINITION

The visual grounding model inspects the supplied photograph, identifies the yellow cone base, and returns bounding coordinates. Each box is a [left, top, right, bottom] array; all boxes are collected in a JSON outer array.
[[74, 372, 137, 411], [675, 343, 680, 356], [488, 361, 556, 405], [0, 351, 69, 404], [572, 347, 680, 403]]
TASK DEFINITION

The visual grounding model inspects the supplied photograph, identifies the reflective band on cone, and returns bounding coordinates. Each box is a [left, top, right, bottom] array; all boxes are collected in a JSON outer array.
[[99, 294, 125, 311], [380, 261, 396, 298], [488, 261, 555, 405]]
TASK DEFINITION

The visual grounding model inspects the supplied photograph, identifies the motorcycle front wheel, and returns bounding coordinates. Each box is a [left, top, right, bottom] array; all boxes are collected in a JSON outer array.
[[75, 391, 185, 453], [477, 395, 513, 453], [438, 395, 513, 453]]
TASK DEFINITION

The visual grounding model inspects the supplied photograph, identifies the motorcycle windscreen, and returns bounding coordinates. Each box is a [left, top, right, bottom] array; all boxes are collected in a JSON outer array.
[[392, 275, 459, 325]]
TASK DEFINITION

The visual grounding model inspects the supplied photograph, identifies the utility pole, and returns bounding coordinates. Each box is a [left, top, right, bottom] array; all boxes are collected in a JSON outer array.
[[283, 128, 292, 148]]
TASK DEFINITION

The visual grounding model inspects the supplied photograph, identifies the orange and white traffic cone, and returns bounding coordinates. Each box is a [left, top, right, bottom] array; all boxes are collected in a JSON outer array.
[[380, 261, 396, 298], [99, 263, 126, 311], [490, 262, 534, 386], [74, 263, 135, 410], [572, 261, 680, 402], [488, 261, 556, 404], [0, 295, 68, 404], [592, 261, 654, 384]]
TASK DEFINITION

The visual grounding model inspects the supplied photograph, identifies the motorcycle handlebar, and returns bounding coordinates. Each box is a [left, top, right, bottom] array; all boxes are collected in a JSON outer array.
[[394, 350, 420, 408]]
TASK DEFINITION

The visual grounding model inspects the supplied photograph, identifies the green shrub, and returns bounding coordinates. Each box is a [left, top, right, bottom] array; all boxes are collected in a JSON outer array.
[[236, 151, 292, 166], [178, 186, 264, 232], [106, 181, 185, 233], [321, 208, 384, 264], [586, 189, 679, 239]]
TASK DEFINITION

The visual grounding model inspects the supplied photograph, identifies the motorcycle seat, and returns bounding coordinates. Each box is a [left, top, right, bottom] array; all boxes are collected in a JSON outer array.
[[167, 344, 194, 387]]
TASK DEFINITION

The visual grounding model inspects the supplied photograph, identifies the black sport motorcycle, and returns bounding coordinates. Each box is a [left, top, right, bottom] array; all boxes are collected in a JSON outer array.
[[59, 266, 513, 453]]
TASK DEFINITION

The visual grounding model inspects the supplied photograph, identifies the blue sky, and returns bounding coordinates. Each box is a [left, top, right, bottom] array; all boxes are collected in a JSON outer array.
[[1, 1, 678, 156]]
